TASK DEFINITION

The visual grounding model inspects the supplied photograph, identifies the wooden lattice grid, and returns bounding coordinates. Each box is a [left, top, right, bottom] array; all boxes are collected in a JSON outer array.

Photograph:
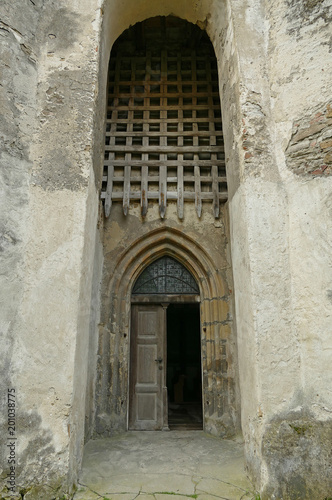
[[101, 22, 227, 219]]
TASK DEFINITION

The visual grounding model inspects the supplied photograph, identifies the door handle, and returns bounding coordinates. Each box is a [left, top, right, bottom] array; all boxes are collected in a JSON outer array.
[[155, 358, 163, 363]]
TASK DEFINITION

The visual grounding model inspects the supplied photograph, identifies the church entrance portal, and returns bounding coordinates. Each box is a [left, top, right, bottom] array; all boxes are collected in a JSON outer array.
[[98, 227, 235, 437]]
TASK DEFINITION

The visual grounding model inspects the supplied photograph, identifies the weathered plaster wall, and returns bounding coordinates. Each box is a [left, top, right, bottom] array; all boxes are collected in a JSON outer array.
[[208, 0, 332, 497], [260, 1, 332, 498], [217, 0, 332, 497], [0, 0, 104, 498], [0, 0, 38, 397], [208, 0, 296, 491], [0, 2, 40, 496]]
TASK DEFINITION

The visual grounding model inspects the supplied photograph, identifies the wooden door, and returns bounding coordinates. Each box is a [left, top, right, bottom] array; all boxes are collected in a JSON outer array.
[[129, 304, 167, 430]]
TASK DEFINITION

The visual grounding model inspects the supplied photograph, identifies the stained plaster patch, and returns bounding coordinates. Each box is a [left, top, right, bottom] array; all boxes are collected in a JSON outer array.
[[285, 101, 332, 176]]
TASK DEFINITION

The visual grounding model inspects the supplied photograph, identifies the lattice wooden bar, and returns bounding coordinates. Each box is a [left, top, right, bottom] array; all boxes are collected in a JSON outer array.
[[101, 23, 227, 219]]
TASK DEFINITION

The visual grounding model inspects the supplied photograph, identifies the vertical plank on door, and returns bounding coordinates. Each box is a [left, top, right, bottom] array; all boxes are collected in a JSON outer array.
[[129, 305, 165, 430]]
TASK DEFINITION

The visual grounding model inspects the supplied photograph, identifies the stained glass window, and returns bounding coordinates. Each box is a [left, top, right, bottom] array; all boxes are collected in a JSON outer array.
[[132, 256, 199, 295]]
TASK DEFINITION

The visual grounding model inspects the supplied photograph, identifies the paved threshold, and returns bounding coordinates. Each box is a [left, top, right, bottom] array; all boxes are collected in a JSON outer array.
[[74, 431, 256, 500]]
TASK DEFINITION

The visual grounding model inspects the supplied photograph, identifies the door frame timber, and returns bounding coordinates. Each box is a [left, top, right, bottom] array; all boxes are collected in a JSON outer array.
[[131, 294, 200, 304], [104, 227, 236, 437]]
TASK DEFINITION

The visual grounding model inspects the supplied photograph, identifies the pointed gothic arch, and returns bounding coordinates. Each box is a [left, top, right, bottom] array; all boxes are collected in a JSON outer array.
[[96, 227, 238, 436]]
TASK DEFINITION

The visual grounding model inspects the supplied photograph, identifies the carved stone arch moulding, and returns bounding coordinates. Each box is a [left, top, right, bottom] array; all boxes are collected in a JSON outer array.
[[101, 227, 236, 437]]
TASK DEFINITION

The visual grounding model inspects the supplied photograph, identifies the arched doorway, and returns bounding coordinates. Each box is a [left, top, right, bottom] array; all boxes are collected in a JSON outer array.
[[129, 256, 202, 430], [97, 226, 238, 438], [96, 17, 236, 436], [95, 7, 238, 443]]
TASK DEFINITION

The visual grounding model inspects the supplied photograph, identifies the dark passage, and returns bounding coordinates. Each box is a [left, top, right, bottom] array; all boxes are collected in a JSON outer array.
[[167, 303, 203, 430]]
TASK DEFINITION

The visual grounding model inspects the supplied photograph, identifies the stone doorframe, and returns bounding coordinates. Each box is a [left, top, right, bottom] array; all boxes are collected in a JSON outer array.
[[96, 227, 238, 437]]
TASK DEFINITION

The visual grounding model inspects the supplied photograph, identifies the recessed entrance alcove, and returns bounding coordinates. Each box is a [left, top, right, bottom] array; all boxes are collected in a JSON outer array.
[[96, 214, 238, 437], [94, 14, 239, 440]]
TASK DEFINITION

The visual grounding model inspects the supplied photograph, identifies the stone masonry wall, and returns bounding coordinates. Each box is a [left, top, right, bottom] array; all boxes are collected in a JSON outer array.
[[286, 100, 332, 176]]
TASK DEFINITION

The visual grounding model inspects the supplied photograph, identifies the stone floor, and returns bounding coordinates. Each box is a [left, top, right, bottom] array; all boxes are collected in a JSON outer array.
[[73, 431, 257, 500]]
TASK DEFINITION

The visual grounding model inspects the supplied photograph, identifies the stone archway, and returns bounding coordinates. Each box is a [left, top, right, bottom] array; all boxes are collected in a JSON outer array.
[[96, 226, 238, 437], [94, 4, 241, 448]]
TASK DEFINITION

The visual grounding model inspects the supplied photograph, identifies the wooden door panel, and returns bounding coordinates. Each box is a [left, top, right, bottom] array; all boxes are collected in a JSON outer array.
[[137, 345, 157, 384], [138, 309, 159, 336], [129, 304, 165, 430], [137, 394, 156, 421]]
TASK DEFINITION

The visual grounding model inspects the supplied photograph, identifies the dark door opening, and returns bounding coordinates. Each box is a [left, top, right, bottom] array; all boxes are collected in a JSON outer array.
[[167, 303, 203, 430]]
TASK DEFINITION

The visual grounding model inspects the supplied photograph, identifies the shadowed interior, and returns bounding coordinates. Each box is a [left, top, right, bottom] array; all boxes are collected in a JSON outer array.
[[167, 303, 203, 430]]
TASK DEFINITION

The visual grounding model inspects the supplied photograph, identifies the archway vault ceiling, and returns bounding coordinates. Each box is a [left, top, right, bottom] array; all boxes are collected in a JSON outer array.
[[104, 0, 216, 49]]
